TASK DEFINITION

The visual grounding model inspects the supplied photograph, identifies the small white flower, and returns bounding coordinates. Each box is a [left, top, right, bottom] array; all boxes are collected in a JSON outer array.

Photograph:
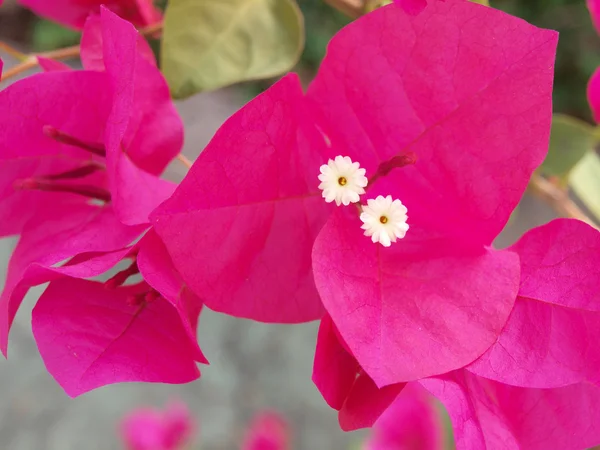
[[360, 195, 409, 247], [318, 156, 368, 206]]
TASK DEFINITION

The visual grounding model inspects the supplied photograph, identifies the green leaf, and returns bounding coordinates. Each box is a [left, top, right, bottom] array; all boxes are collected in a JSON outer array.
[[569, 151, 600, 222], [32, 20, 80, 52], [364, 0, 393, 13], [470, 0, 489, 5], [541, 114, 597, 179], [161, 0, 304, 98]]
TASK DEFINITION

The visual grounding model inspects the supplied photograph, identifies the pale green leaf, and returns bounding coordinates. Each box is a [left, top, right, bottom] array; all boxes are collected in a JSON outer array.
[[470, 0, 489, 5], [161, 0, 304, 98], [364, 0, 393, 13], [541, 114, 597, 179], [569, 151, 600, 222]]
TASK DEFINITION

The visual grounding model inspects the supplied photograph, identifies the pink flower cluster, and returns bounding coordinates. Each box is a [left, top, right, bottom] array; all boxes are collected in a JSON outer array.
[[120, 403, 290, 450], [1, 0, 600, 449]]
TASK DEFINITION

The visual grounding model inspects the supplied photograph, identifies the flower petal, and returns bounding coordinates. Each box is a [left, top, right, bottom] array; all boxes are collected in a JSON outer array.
[[18, 0, 161, 29], [467, 219, 600, 388], [312, 208, 520, 386], [467, 297, 600, 388], [307, 1, 557, 245], [422, 371, 600, 450], [152, 74, 331, 323], [339, 370, 404, 432], [0, 70, 110, 236], [365, 383, 444, 450], [137, 230, 208, 364], [100, 7, 181, 224], [32, 278, 201, 397], [0, 202, 144, 355], [313, 314, 360, 410], [511, 218, 600, 311]]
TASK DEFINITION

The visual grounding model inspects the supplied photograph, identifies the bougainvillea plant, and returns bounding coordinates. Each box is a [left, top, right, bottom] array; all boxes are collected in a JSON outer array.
[[1, 0, 600, 448]]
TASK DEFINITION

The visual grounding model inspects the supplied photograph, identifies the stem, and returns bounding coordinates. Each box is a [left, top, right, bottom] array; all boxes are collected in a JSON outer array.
[[0, 22, 163, 83], [1, 46, 80, 82], [529, 173, 598, 229], [324, 0, 365, 17], [177, 154, 193, 169], [0, 42, 28, 61]]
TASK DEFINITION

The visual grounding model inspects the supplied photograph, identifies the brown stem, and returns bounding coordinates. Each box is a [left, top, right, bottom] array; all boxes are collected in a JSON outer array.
[[0, 22, 163, 83], [0, 42, 28, 61], [324, 0, 365, 18], [177, 154, 193, 169], [529, 173, 598, 229]]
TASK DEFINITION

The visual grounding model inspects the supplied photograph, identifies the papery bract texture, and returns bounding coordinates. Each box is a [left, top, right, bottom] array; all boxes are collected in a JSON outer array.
[[98, 7, 179, 225], [312, 207, 520, 386], [242, 412, 290, 450], [313, 315, 405, 431], [468, 219, 600, 388], [308, 1, 556, 246], [0, 202, 144, 355], [137, 230, 207, 364], [18, 0, 161, 30], [0, 70, 110, 237], [152, 74, 331, 323], [422, 371, 600, 450], [32, 277, 201, 397], [365, 383, 443, 450], [308, 0, 556, 386], [121, 402, 196, 450]]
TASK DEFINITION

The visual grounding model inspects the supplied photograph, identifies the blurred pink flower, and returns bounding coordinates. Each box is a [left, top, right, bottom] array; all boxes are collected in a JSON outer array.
[[242, 411, 290, 450], [364, 384, 444, 450], [121, 402, 196, 450]]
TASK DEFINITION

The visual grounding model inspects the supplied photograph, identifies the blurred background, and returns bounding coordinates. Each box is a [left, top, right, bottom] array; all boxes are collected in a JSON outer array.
[[0, 0, 593, 449]]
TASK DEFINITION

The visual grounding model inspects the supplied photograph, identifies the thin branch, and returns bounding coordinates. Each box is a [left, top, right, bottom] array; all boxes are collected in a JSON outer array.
[[529, 173, 598, 229], [0, 42, 28, 61], [177, 154, 193, 169], [0, 22, 163, 83]]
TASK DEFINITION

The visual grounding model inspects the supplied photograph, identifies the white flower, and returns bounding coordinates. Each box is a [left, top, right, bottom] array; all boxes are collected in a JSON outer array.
[[360, 195, 409, 247], [318, 156, 368, 206]]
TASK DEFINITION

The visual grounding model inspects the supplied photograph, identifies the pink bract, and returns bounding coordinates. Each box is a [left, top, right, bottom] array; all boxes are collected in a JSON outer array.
[[467, 219, 600, 388], [95, 7, 180, 225], [313, 315, 405, 431], [589, 0, 600, 35], [32, 276, 202, 397], [152, 73, 331, 323], [120, 402, 196, 450], [152, 0, 557, 387], [242, 411, 290, 450], [393, 0, 446, 16], [422, 371, 600, 450], [0, 70, 111, 237], [0, 201, 144, 356], [588, 67, 600, 123], [365, 383, 444, 450], [18, 0, 161, 30], [137, 230, 208, 364]]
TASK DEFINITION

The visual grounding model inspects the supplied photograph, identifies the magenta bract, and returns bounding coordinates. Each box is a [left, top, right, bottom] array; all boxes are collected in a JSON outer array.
[[120, 402, 196, 450], [242, 412, 290, 450], [365, 383, 444, 450], [18, 0, 161, 30], [467, 219, 600, 388], [153, 0, 557, 387], [32, 276, 202, 397], [152, 73, 331, 323], [422, 371, 600, 450]]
